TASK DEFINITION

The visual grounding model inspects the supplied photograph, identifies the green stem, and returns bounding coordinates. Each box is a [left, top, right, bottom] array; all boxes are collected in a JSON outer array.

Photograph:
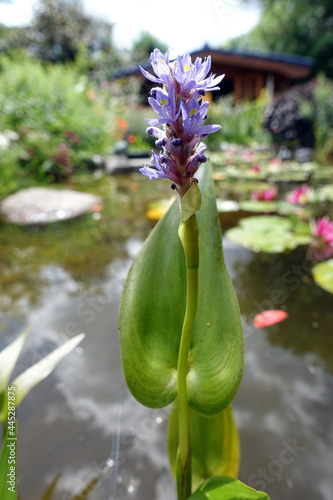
[[177, 213, 199, 500]]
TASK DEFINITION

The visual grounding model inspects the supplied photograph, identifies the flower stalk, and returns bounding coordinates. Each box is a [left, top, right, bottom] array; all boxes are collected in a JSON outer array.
[[177, 212, 199, 499]]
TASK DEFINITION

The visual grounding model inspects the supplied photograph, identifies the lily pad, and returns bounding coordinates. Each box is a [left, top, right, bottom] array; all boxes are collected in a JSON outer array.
[[238, 215, 291, 231], [225, 215, 311, 253], [268, 171, 310, 182], [276, 201, 311, 216], [312, 167, 333, 182], [315, 184, 333, 202], [239, 201, 278, 213], [312, 259, 333, 294]]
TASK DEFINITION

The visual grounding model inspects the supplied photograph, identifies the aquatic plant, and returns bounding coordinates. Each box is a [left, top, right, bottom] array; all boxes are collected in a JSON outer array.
[[251, 187, 277, 201], [0, 328, 85, 499], [119, 48, 270, 500], [287, 184, 312, 205], [310, 216, 333, 261]]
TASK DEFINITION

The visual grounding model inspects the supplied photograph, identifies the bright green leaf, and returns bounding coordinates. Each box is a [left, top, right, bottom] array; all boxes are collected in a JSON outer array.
[[10, 333, 85, 411], [119, 164, 244, 414], [168, 403, 239, 491], [312, 259, 333, 294], [188, 476, 270, 500]]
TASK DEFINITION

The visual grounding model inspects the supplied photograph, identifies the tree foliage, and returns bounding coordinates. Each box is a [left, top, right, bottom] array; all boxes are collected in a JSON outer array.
[[227, 0, 333, 78], [0, 24, 27, 52], [26, 0, 113, 64], [131, 30, 168, 62]]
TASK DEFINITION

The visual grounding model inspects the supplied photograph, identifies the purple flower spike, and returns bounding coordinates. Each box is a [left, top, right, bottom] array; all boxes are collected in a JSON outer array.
[[140, 48, 223, 195]]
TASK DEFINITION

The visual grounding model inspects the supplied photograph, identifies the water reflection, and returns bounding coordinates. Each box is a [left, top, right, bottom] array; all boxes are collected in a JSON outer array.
[[227, 243, 333, 372], [1, 174, 333, 499], [225, 242, 333, 499]]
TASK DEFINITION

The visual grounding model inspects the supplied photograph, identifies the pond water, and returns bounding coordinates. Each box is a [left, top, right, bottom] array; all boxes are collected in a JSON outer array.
[[1, 172, 333, 500]]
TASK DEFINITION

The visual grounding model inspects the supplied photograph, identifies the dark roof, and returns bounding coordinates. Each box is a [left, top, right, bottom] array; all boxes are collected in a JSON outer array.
[[113, 44, 314, 80], [198, 44, 314, 68]]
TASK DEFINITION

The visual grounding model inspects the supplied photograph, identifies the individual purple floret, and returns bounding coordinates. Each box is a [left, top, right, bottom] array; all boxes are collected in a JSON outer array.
[[139, 49, 174, 88], [140, 151, 181, 184], [146, 86, 180, 127], [173, 53, 224, 97], [139, 48, 223, 196], [181, 99, 221, 137]]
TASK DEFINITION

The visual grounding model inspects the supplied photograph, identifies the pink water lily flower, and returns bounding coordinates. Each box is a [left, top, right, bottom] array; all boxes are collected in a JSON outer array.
[[287, 184, 311, 205], [251, 187, 277, 201], [310, 216, 333, 261], [250, 164, 261, 172]]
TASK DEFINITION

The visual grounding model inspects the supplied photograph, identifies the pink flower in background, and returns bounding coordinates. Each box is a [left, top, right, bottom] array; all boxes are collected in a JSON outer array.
[[268, 157, 281, 173], [310, 216, 333, 261], [228, 145, 238, 155], [287, 184, 311, 205], [241, 149, 255, 161], [251, 187, 277, 201], [250, 164, 261, 172]]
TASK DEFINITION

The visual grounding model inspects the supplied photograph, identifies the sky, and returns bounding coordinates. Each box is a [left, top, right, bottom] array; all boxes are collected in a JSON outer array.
[[0, 0, 262, 54]]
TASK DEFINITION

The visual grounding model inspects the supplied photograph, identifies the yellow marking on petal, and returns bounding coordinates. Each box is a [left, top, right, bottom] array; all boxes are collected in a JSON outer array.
[[189, 108, 198, 116], [159, 98, 168, 107], [184, 64, 191, 71]]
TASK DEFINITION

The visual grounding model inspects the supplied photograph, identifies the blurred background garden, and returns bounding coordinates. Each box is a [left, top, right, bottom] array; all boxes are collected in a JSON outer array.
[[0, 0, 333, 499]]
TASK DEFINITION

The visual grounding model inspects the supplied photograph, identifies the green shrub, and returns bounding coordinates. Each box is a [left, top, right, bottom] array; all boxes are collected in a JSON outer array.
[[0, 145, 25, 200], [0, 51, 113, 187], [205, 90, 272, 149]]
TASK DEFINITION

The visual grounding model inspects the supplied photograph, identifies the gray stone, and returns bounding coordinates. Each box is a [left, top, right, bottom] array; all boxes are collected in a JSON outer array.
[[0, 187, 101, 225]]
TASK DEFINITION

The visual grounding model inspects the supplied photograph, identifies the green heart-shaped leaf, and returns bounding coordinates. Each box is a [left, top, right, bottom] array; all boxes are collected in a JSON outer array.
[[119, 164, 244, 414], [188, 476, 270, 500], [168, 402, 239, 491]]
